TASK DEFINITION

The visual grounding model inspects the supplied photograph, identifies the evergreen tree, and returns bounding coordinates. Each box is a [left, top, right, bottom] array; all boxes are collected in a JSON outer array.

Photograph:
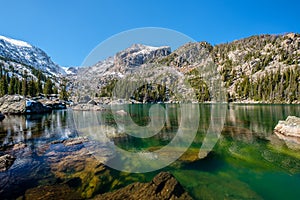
[[22, 78, 28, 96], [53, 87, 58, 94], [1, 75, 8, 96], [59, 85, 68, 101], [0, 65, 3, 78], [36, 73, 43, 94], [28, 78, 37, 97], [59, 81, 69, 101], [44, 78, 53, 95], [0, 77, 6, 97], [8, 76, 16, 95]]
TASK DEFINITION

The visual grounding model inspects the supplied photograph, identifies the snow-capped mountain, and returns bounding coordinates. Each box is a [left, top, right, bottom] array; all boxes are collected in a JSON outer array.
[[0, 35, 66, 77]]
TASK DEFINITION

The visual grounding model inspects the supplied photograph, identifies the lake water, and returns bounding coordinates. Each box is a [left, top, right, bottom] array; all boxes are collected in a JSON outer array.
[[1, 104, 300, 199]]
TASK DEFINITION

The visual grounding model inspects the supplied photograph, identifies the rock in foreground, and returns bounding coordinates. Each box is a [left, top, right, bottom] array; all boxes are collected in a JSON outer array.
[[93, 172, 192, 200], [0, 95, 52, 114], [274, 116, 300, 149], [0, 154, 16, 172]]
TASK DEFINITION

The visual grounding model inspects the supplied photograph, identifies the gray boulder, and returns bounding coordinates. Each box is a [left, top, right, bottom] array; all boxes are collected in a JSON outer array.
[[78, 95, 91, 104], [38, 99, 67, 110], [25, 100, 52, 114], [0, 95, 26, 114], [0, 95, 52, 114]]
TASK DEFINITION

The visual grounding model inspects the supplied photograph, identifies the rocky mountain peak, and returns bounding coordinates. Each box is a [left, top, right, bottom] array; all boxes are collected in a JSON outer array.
[[114, 44, 171, 72]]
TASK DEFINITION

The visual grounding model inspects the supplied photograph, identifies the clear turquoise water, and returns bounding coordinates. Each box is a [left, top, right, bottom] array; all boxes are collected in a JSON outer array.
[[1, 104, 300, 199]]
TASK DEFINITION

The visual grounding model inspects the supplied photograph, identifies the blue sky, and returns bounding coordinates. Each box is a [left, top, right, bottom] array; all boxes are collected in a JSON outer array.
[[1, 0, 300, 67]]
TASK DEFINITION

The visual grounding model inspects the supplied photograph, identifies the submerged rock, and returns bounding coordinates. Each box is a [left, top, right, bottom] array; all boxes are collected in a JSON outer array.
[[12, 142, 27, 151], [24, 184, 82, 200], [0, 154, 16, 172], [46, 139, 115, 199], [63, 137, 89, 146], [93, 172, 192, 200], [274, 116, 300, 149]]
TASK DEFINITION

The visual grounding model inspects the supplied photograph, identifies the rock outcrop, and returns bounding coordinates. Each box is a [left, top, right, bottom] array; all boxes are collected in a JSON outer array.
[[274, 116, 300, 149], [25, 100, 52, 114], [0, 95, 66, 114], [0, 154, 15, 172], [0, 95, 26, 114], [38, 99, 67, 110], [93, 172, 192, 200]]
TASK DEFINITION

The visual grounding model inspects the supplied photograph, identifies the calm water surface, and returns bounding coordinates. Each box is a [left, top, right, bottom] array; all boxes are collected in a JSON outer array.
[[1, 104, 300, 199]]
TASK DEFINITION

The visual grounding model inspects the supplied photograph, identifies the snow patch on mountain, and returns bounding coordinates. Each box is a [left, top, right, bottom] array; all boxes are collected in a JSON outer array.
[[0, 35, 32, 48], [0, 35, 65, 76]]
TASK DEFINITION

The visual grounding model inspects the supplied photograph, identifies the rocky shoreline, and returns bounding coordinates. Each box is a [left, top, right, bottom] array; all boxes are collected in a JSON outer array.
[[1, 94, 300, 116], [0, 95, 67, 115]]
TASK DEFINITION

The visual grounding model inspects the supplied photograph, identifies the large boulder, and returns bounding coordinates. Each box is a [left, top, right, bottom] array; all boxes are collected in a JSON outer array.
[[0, 95, 26, 114], [0, 95, 52, 114], [25, 100, 52, 114], [78, 95, 91, 104], [274, 116, 300, 149], [0, 154, 16, 172], [93, 172, 192, 200], [37, 98, 67, 110]]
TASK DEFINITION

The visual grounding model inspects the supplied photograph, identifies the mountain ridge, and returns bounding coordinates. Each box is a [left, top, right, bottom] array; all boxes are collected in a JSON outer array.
[[69, 32, 299, 103], [0, 33, 299, 104]]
